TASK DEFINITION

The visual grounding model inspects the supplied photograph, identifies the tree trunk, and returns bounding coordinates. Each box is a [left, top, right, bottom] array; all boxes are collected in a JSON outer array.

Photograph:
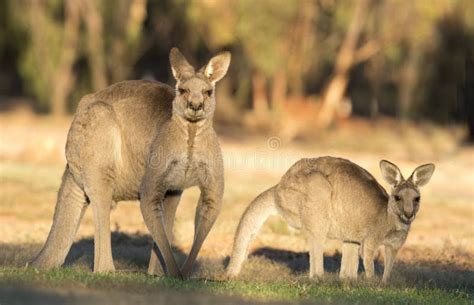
[[81, 0, 108, 91], [466, 46, 474, 142], [271, 70, 287, 111], [50, 1, 81, 116], [252, 70, 269, 118], [398, 49, 419, 120], [317, 0, 372, 127], [287, 1, 316, 98], [29, 1, 54, 91], [318, 74, 350, 125], [109, 0, 148, 83]]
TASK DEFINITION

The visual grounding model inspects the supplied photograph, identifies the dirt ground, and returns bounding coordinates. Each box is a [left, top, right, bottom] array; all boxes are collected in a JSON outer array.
[[0, 113, 473, 302]]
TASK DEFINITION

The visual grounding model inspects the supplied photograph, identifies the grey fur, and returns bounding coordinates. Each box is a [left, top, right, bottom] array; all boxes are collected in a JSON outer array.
[[31, 48, 231, 278], [226, 157, 434, 283]]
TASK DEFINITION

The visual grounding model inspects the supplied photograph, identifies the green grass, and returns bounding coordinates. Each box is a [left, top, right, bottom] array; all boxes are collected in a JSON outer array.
[[0, 267, 471, 305]]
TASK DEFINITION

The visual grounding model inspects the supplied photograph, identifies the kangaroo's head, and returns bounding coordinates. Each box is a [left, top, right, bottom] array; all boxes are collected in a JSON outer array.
[[169, 48, 231, 123], [380, 160, 435, 225]]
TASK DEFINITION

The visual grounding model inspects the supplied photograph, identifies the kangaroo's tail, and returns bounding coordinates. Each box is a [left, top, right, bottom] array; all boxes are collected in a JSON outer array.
[[30, 166, 87, 269], [226, 186, 278, 277]]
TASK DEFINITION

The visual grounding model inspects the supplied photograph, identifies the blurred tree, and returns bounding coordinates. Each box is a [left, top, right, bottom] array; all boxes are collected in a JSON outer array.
[[465, 0, 474, 141], [0, 1, 28, 96], [285, 1, 316, 99], [236, 0, 299, 116], [467, 43, 474, 142], [6, 0, 147, 115], [80, 0, 107, 91], [416, 5, 472, 126], [316, 0, 378, 127], [104, 0, 148, 83], [1, 0, 472, 136], [80, 0, 147, 89], [10, 0, 81, 115], [185, 0, 305, 118], [393, 0, 454, 120]]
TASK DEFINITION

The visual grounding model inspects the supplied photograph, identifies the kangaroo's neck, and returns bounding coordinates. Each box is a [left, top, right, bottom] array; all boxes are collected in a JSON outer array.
[[171, 111, 213, 130], [382, 205, 411, 242], [170, 112, 214, 147]]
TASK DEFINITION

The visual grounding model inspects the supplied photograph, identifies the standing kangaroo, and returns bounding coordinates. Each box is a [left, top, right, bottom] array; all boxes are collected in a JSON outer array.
[[31, 48, 231, 278], [227, 157, 434, 283]]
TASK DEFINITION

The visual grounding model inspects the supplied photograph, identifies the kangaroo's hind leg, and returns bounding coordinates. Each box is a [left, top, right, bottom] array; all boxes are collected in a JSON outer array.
[[85, 179, 115, 272], [31, 167, 88, 269], [72, 101, 122, 272], [300, 172, 332, 279], [306, 233, 326, 279], [181, 187, 223, 278], [148, 190, 182, 275], [340, 242, 360, 280]]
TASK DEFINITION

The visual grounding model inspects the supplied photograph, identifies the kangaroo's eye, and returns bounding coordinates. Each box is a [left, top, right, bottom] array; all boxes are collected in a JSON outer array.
[[394, 195, 401, 202], [204, 89, 213, 96], [414, 196, 420, 203], [178, 88, 187, 95]]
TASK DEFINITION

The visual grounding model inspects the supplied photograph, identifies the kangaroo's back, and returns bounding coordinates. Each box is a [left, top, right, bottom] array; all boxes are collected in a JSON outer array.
[[278, 157, 387, 208], [76, 80, 175, 141], [275, 157, 388, 234]]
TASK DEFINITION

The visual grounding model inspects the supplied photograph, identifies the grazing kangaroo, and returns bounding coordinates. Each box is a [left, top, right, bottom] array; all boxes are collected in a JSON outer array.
[[227, 157, 434, 283], [31, 48, 231, 278]]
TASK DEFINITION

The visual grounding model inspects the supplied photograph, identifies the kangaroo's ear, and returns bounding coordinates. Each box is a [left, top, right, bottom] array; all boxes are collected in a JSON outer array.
[[203, 51, 231, 84], [409, 163, 435, 187], [380, 160, 404, 187], [169, 48, 194, 81]]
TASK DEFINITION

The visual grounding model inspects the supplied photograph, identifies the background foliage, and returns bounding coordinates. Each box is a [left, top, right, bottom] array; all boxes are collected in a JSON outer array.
[[0, 0, 472, 138]]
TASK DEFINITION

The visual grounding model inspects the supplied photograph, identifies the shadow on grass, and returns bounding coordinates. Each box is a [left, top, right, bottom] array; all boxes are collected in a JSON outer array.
[[1, 233, 472, 295], [0, 232, 188, 275], [250, 247, 383, 275], [247, 247, 474, 293]]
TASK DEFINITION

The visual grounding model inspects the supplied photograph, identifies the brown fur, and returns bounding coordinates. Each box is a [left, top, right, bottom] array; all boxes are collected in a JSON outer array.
[[227, 156, 435, 283], [31, 48, 231, 278]]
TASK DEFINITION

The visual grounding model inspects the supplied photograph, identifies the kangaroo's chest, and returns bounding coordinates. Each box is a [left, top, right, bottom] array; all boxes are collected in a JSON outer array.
[[152, 119, 221, 191], [383, 228, 409, 249], [164, 154, 207, 190]]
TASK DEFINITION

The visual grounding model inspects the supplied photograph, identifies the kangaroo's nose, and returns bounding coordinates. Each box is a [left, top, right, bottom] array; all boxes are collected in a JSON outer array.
[[404, 211, 414, 219], [187, 100, 203, 111]]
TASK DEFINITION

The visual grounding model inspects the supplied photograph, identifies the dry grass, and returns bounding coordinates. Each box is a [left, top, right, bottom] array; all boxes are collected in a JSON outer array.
[[0, 113, 473, 303]]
